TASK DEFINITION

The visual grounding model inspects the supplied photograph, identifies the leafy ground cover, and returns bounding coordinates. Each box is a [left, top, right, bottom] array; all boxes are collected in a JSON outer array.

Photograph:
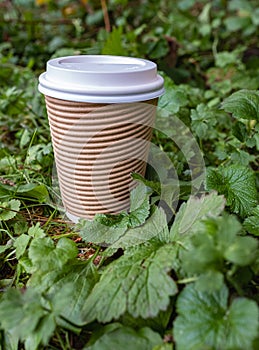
[[0, 0, 259, 349]]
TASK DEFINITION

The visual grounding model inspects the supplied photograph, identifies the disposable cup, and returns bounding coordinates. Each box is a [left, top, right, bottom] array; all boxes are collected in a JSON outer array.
[[38, 55, 164, 222]]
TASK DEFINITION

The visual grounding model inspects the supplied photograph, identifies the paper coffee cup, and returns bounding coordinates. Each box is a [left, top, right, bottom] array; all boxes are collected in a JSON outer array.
[[38, 55, 164, 223]]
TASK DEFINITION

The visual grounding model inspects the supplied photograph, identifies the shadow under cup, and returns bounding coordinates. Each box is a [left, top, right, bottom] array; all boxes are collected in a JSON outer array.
[[45, 96, 158, 222]]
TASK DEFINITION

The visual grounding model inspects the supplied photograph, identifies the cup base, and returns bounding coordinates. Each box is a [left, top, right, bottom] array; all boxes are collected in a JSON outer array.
[[66, 211, 83, 224]]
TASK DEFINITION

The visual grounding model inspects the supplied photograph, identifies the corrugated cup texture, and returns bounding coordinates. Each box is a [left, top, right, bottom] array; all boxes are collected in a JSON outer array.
[[45, 96, 157, 219]]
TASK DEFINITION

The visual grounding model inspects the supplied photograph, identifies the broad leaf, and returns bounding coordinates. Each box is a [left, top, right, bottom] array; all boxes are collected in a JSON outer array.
[[29, 261, 99, 326], [0, 288, 47, 342], [28, 237, 78, 272], [206, 165, 257, 217], [108, 208, 170, 250], [0, 199, 20, 221], [173, 283, 259, 350], [81, 242, 177, 323], [78, 217, 127, 246], [170, 192, 225, 240], [85, 323, 162, 350], [79, 184, 164, 251], [179, 215, 258, 288], [221, 89, 259, 121], [79, 183, 153, 248]]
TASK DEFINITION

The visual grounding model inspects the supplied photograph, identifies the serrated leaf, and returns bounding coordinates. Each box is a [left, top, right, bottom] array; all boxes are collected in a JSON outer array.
[[29, 261, 99, 326], [108, 208, 169, 251], [85, 323, 162, 350], [173, 283, 259, 350], [81, 242, 177, 323], [221, 89, 259, 121], [0, 199, 20, 221], [170, 192, 225, 240], [128, 183, 151, 227], [79, 183, 152, 247], [206, 165, 257, 217], [79, 217, 127, 246]]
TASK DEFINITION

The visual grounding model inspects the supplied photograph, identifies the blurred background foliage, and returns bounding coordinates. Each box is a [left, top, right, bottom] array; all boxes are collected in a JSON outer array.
[[0, 0, 259, 86]]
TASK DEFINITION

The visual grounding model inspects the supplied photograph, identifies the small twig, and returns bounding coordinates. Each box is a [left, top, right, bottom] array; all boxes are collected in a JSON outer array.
[[101, 0, 111, 32]]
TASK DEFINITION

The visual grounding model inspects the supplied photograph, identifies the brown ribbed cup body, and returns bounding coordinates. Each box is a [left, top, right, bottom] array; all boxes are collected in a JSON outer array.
[[45, 96, 157, 219]]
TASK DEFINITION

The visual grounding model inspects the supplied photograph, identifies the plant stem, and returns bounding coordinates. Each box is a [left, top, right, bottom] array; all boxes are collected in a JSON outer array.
[[101, 0, 111, 32]]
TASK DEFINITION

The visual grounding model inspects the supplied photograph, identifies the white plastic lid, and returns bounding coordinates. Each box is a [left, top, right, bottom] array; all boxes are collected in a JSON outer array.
[[38, 55, 164, 103]]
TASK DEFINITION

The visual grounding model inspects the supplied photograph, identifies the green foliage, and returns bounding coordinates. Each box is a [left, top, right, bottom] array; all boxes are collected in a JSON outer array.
[[206, 165, 258, 218], [179, 215, 258, 291], [0, 199, 20, 221], [85, 323, 163, 350], [81, 242, 177, 323], [0, 0, 259, 348], [244, 206, 259, 236], [173, 283, 259, 350], [222, 89, 259, 121]]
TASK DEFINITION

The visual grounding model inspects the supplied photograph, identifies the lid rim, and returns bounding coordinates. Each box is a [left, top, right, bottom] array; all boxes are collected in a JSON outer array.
[[38, 55, 164, 103], [38, 84, 164, 103]]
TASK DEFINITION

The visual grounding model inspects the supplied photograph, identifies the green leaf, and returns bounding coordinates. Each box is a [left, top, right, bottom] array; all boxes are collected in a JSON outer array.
[[81, 242, 177, 323], [28, 222, 46, 238], [16, 184, 49, 203], [243, 206, 259, 235], [215, 51, 240, 68], [206, 165, 257, 217], [128, 183, 151, 227], [29, 261, 99, 326], [221, 89, 259, 121], [24, 314, 56, 350], [224, 236, 258, 266], [102, 26, 126, 56], [79, 183, 152, 247], [14, 233, 31, 259], [195, 270, 224, 292], [79, 217, 127, 246], [0, 288, 46, 341], [190, 103, 217, 139], [173, 283, 259, 350], [2, 330, 19, 350], [0, 199, 20, 221], [85, 323, 162, 350], [179, 215, 257, 286], [170, 192, 225, 240], [108, 208, 170, 251], [28, 237, 78, 272], [158, 75, 188, 114]]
